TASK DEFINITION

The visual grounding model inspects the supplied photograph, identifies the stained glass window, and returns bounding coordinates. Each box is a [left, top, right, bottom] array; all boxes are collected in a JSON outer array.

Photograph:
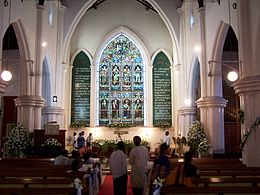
[[98, 34, 144, 126]]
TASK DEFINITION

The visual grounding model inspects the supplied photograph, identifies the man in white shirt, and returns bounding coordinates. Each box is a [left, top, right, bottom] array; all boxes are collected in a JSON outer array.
[[109, 141, 128, 195], [163, 131, 171, 147], [129, 136, 149, 195]]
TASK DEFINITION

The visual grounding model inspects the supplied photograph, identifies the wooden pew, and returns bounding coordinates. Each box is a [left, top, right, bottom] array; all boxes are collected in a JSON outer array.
[[161, 186, 260, 195], [0, 158, 89, 195], [192, 177, 260, 187], [159, 158, 260, 194]]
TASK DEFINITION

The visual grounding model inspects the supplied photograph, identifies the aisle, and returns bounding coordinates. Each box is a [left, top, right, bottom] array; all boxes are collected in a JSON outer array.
[[98, 175, 133, 195]]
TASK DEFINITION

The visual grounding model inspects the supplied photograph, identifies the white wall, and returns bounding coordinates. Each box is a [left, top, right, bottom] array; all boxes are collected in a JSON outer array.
[[70, 0, 172, 57]]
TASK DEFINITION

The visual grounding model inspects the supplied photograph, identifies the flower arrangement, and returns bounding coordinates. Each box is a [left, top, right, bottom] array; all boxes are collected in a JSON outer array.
[[73, 178, 83, 190], [154, 121, 171, 129], [187, 120, 210, 154], [7, 124, 30, 151], [41, 138, 62, 157], [42, 138, 62, 147], [152, 177, 165, 194], [70, 120, 87, 128], [106, 122, 134, 129], [240, 116, 260, 150]]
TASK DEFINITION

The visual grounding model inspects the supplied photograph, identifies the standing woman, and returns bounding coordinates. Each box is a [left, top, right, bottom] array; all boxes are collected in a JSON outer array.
[[86, 133, 93, 150], [73, 132, 78, 149]]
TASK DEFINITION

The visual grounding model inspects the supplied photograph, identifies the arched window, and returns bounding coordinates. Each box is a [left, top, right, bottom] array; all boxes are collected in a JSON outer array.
[[98, 34, 144, 126]]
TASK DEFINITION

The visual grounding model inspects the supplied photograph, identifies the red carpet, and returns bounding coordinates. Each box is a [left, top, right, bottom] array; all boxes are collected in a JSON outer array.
[[98, 175, 133, 195]]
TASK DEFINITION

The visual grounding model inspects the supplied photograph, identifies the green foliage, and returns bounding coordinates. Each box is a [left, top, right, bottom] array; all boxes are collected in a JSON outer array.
[[92, 138, 149, 156], [106, 122, 134, 128], [240, 116, 260, 150], [154, 121, 171, 129], [187, 120, 210, 153], [70, 120, 87, 128]]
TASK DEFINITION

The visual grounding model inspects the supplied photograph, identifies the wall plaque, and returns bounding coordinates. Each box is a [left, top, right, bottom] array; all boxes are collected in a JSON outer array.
[[71, 51, 91, 126], [152, 51, 172, 125]]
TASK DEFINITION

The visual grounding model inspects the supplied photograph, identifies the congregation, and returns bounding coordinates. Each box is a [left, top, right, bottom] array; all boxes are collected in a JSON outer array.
[[60, 130, 196, 195]]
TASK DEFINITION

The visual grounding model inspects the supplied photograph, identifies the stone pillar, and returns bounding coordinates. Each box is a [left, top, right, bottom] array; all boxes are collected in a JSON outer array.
[[178, 106, 197, 137], [232, 0, 260, 167], [15, 95, 45, 132], [34, 5, 46, 96], [197, 96, 227, 154], [42, 106, 65, 129], [197, 7, 208, 98]]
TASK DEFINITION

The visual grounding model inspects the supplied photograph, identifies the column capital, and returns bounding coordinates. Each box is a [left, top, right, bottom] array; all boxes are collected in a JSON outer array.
[[233, 75, 260, 95], [42, 106, 64, 115], [0, 80, 8, 95], [196, 96, 227, 108], [197, 6, 206, 13], [179, 106, 197, 115], [15, 95, 46, 108]]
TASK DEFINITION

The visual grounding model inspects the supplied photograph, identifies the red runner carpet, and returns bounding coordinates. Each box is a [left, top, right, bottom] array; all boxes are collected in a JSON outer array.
[[98, 175, 133, 195]]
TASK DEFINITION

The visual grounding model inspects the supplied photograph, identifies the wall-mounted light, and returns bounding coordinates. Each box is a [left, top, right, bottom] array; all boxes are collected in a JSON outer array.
[[194, 45, 201, 53], [53, 96, 57, 102], [41, 41, 47, 48], [1, 70, 12, 81], [208, 60, 239, 82]]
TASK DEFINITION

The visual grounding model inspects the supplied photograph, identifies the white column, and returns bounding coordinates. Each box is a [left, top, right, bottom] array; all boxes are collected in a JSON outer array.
[[232, 0, 260, 167], [34, 5, 46, 96], [15, 95, 45, 132], [197, 7, 208, 98], [42, 106, 65, 129], [197, 97, 227, 154], [178, 106, 196, 137]]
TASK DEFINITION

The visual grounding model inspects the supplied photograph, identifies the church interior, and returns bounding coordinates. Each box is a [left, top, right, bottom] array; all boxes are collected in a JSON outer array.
[[1, 0, 260, 194]]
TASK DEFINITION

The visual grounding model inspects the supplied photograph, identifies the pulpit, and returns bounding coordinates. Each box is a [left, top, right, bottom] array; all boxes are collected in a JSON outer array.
[[34, 129, 66, 148]]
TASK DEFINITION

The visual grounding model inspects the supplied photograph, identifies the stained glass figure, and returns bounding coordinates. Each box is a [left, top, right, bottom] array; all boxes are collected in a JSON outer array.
[[98, 34, 144, 125]]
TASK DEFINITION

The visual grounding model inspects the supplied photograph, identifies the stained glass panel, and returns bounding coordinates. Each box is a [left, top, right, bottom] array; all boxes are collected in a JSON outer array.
[[98, 34, 144, 125]]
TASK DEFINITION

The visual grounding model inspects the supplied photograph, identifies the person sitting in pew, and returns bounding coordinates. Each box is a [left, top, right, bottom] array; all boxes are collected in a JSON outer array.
[[179, 151, 200, 187], [83, 151, 95, 165], [54, 149, 71, 165]]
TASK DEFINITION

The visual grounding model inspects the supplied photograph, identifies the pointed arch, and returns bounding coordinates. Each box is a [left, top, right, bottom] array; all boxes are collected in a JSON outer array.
[[70, 49, 92, 126], [210, 21, 230, 96], [151, 48, 172, 65], [151, 49, 173, 126], [12, 19, 32, 96], [70, 48, 93, 67], [92, 26, 150, 126], [62, 0, 180, 66]]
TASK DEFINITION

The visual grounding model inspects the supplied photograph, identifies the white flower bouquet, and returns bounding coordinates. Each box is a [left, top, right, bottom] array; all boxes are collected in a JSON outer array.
[[7, 124, 30, 151], [187, 120, 210, 154], [73, 178, 83, 190]]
